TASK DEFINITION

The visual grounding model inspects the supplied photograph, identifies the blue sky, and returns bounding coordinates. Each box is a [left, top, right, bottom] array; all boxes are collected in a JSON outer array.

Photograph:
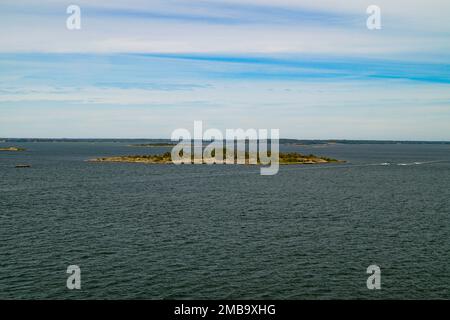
[[0, 0, 449, 139]]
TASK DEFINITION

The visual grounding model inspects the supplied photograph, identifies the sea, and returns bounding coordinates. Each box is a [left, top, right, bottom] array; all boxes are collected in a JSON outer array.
[[1, 141, 450, 299]]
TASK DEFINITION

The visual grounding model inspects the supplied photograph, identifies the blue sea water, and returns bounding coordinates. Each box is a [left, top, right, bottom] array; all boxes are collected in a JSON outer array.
[[1, 142, 450, 299]]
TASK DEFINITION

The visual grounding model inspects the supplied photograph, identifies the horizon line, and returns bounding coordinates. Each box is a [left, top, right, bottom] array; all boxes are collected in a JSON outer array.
[[2, 137, 450, 143]]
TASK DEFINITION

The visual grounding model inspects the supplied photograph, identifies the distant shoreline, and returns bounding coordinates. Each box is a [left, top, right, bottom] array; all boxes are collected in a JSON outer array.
[[2, 138, 450, 145], [127, 143, 175, 147]]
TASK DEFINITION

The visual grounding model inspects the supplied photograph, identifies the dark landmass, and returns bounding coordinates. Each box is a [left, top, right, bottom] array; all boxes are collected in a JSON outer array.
[[2, 138, 450, 145], [281, 139, 450, 145], [128, 143, 176, 147], [15, 164, 31, 168]]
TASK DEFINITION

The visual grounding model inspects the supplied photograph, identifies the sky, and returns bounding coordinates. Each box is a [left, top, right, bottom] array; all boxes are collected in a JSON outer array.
[[0, 0, 449, 140]]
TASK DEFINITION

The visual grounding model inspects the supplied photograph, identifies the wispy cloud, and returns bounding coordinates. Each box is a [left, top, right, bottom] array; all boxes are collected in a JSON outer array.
[[0, 0, 449, 58]]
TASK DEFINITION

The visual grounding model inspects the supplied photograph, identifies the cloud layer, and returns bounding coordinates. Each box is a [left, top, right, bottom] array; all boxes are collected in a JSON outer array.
[[1, 0, 449, 58], [0, 1, 449, 139]]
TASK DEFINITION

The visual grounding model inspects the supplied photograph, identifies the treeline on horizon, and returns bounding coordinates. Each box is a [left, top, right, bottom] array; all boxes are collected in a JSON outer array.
[[2, 138, 450, 144]]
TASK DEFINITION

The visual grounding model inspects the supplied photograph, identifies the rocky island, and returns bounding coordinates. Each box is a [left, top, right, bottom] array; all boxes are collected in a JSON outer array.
[[127, 143, 176, 147], [89, 150, 343, 165], [0, 146, 26, 152]]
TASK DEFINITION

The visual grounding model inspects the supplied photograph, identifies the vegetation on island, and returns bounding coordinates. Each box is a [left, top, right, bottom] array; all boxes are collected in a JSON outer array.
[[0, 146, 26, 152], [90, 148, 343, 165]]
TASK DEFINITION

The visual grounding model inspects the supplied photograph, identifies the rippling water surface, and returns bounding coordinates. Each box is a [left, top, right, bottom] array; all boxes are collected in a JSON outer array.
[[1, 142, 450, 299]]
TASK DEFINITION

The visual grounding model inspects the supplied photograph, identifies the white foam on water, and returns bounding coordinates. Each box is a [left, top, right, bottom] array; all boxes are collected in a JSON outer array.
[[279, 159, 450, 172], [396, 160, 448, 166]]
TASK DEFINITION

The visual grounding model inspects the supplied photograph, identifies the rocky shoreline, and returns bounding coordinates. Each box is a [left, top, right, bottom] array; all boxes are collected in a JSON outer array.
[[89, 151, 343, 165], [0, 146, 26, 151]]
